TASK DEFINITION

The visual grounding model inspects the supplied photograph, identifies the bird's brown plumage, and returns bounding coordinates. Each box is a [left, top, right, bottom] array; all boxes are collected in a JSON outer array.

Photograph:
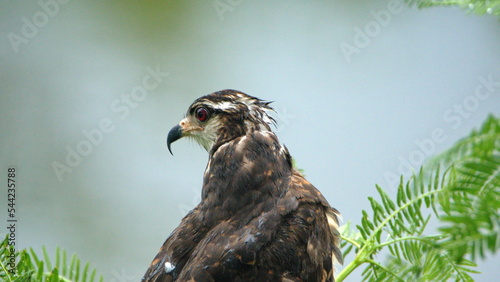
[[143, 90, 341, 281]]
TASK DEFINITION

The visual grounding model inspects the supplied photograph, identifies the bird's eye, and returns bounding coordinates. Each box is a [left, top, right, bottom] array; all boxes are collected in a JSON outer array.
[[195, 107, 210, 122]]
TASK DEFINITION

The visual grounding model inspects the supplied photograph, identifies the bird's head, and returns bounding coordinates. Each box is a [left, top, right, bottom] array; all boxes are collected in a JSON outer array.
[[167, 89, 276, 154]]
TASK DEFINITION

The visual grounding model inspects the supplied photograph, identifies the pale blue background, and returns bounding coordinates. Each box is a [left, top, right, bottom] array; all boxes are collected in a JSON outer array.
[[1, 1, 499, 281]]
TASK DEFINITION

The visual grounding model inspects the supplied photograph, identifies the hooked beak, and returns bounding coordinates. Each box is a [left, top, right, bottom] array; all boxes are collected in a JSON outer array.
[[167, 124, 183, 155]]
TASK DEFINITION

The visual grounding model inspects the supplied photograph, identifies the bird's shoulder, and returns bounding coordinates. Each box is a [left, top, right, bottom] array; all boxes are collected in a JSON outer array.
[[254, 171, 341, 281]]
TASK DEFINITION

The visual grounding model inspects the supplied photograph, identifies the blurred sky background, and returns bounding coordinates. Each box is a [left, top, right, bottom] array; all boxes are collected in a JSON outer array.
[[1, 1, 499, 281]]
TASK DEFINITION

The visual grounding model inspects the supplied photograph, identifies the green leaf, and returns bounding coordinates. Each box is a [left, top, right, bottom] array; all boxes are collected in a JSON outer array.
[[338, 115, 499, 282], [0, 235, 103, 282], [403, 1, 499, 19]]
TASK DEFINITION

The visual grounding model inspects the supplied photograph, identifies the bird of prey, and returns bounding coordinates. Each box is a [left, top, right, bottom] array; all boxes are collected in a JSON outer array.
[[142, 90, 342, 281]]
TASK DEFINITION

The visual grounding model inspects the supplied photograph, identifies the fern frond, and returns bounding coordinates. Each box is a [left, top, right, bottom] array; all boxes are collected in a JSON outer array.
[[338, 169, 445, 281], [367, 240, 478, 282], [0, 235, 103, 282], [430, 115, 500, 261], [429, 115, 500, 171], [403, 0, 500, 16], [438, 156, 500, 261], [338, 115, 500, 282]]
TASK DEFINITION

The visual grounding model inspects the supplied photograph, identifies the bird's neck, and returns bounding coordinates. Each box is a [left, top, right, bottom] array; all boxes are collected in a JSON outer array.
[[200, 130, 292, 225], [210, 116, 272, 155]]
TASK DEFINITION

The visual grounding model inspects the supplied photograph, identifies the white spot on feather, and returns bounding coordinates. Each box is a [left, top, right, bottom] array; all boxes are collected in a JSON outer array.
[[164, 262, 175, 273], [213, 101, 235, 110], [259, 131, 271, 137], [238, 135, 247, 144], [204, 158, 212, 177], [261, 112, 273, 125], [279, 145, 287, 156], [326, 210, 341, 231]]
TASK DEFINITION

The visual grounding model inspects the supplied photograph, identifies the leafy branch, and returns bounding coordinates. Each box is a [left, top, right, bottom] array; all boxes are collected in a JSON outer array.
[[0, 235, 103, 282], [404, 0, 500, 16], [338, 115, 500, 281]]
